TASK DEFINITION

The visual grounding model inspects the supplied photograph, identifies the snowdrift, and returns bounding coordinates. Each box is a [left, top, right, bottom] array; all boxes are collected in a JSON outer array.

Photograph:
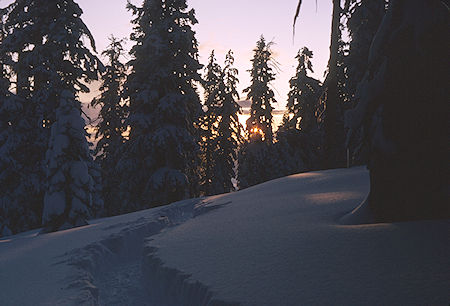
[[0, 167, 449, 305]]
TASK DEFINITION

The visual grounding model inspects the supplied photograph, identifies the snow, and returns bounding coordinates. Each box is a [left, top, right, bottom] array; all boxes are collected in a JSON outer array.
[[0, 200, 197, 305], [1, 167, 449, 305]]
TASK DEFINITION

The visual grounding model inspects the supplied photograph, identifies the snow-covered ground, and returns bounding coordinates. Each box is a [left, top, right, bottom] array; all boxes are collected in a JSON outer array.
[[1, 167, 449, 305]]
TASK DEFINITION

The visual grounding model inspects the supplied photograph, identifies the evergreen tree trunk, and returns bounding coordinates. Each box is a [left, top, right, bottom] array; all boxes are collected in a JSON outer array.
[[347, 0, 450, 222], [321, 0, 346, 169]]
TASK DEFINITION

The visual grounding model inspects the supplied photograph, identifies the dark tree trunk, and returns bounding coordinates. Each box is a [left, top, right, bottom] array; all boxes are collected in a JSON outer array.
[[321, 0, 346, 169], [348, 0, 450, 222]]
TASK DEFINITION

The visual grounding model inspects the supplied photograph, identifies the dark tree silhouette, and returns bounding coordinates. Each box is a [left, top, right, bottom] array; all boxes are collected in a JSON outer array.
[[296, 0, 346, 169], [345, 0, 450, 222], [201, 50, 242, 195], [1, 0, 102, 233], [118, 0, 202, 210], [244, 36, 277, 143], [91, 36, 127, 216], [278, 47, 323, 171], [200, 51, 222, 195], [296, 0, 450, 222], [343, 0, 387, 165]]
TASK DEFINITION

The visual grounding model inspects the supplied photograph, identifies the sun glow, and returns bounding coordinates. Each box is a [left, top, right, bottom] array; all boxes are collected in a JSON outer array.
[[249, 127, 265, 141], [250, 127, 264, 136]]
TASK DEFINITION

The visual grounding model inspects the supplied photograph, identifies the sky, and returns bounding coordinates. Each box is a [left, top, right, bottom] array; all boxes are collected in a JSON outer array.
[[75, 0, 333, 110], [0, 0, 333, 111]]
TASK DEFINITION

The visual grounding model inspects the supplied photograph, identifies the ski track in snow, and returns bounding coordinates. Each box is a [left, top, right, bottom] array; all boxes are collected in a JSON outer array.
[[56, 197, 228, 305], [97, 261, 150, 306], [0, 197, 219, 305]]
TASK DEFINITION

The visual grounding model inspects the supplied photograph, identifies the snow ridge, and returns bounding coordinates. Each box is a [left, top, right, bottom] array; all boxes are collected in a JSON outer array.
[[139, 199, 240, 306], [57, 198, 235, 305], [142, 244, 239, 306]]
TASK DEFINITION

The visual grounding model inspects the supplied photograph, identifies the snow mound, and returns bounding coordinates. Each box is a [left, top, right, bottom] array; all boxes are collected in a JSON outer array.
[[1, 167, 449, 305], [144, 167, 450, 305]]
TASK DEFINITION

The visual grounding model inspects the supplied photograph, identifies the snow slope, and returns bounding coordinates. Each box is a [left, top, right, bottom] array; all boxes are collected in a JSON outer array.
[[0, 199, 202, 305], [144, 167, 450, 305], [1, 167, 449, 305]]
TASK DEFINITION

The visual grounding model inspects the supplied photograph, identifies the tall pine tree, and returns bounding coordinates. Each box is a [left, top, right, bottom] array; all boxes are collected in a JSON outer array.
[[212, 50, 243, 194], [0, 1, 46, 235], [238, 37, 279, 189], [281, 47, 321, 133], [244, 36, 276, 143], [40, 1, 101, 232], [199, 50, 222, 196], [91, 36, 127, 216], [278, 47, 323, 171], [1, 0, 102, 232], [118, 0, 203, 209], [43, 89, 96, 232]]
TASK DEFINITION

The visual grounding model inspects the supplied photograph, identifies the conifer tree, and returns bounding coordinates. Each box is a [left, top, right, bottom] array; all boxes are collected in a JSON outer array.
[[41, 1, 101, 231], [237, 37, 276, 189], [281, 47, 321, 133], [212, 50, 243, 194], [201, 50, 242, 195], [278, 47, 323, 171], [91, 36, 127, 216], [199, 50, 222, 195], [0, 1, 46, 234], [119, 0, 202, 209], [1, 0, 102, 232], [42, 90, 95, 232], [244, 36, 277, 143], [238, 36, 279, 189], [295, 0, 347, 169]]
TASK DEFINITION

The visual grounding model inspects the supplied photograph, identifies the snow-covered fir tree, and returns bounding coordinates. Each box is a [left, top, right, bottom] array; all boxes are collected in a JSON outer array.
[[238, 36, 279, 189], [244, 36, 277, 143], [43, 90, 95, 232], [91, 36, 127, 216], [1, 0, 102, 232], [211, 50, 243, 194], [277, 47, 323, 171], [40, 0, 101, 232], [200, 50, 242, 195], [1, 0, 99, 128], [118, 0, 203, 210], [199, 50, 222, 195], [280, 47, 321, 133]]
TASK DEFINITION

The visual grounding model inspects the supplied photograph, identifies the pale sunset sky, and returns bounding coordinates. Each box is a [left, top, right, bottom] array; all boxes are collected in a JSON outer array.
[[1, 0, 333, 112]]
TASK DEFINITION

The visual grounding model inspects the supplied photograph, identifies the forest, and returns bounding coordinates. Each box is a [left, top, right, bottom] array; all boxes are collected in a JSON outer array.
[[0, 0, 448, 238]]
